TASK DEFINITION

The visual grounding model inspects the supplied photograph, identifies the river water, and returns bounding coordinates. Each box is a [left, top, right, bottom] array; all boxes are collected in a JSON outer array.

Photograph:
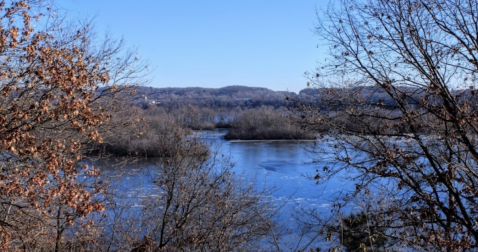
[[196, 130, 349, 210], [98, 129, 352, 249]]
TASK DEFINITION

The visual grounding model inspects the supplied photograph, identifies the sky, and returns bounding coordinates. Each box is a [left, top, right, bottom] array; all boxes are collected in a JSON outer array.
[[59, 1, 328, 93]]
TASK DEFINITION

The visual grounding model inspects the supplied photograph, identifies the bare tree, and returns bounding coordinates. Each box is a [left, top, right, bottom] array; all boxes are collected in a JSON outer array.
[[97, 129, 279, 252], [297, 0, 478, 250]]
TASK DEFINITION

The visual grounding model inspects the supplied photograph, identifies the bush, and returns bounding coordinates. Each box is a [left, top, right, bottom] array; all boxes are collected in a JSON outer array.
[[225, 107, 315, 140], [94, 106, 207, 158]]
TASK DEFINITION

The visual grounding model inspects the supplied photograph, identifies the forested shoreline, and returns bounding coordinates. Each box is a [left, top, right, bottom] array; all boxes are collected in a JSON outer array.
[[92, 84, 469, 158]]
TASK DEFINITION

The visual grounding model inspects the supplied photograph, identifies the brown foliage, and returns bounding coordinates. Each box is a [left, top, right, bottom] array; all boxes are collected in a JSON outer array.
[[0, 1, 145, 250]]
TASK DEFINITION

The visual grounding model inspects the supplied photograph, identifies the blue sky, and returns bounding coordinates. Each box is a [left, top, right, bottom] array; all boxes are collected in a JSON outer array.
[[59, 1, 327, 93]]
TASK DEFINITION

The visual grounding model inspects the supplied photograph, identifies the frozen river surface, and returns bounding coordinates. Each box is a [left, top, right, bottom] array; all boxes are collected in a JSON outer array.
[[98, 129, 353, 249]]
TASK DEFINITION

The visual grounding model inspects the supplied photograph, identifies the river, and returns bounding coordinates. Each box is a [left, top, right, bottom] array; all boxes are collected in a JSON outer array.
[[196, 130, 349, 210], [98, 129, 352, 249]]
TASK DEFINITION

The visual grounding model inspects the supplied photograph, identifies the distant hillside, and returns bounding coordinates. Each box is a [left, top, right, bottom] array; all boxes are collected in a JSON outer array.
[[121, 85, 461, 110], [299, 86, 427, 108], [132, 85, 299, 109]]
